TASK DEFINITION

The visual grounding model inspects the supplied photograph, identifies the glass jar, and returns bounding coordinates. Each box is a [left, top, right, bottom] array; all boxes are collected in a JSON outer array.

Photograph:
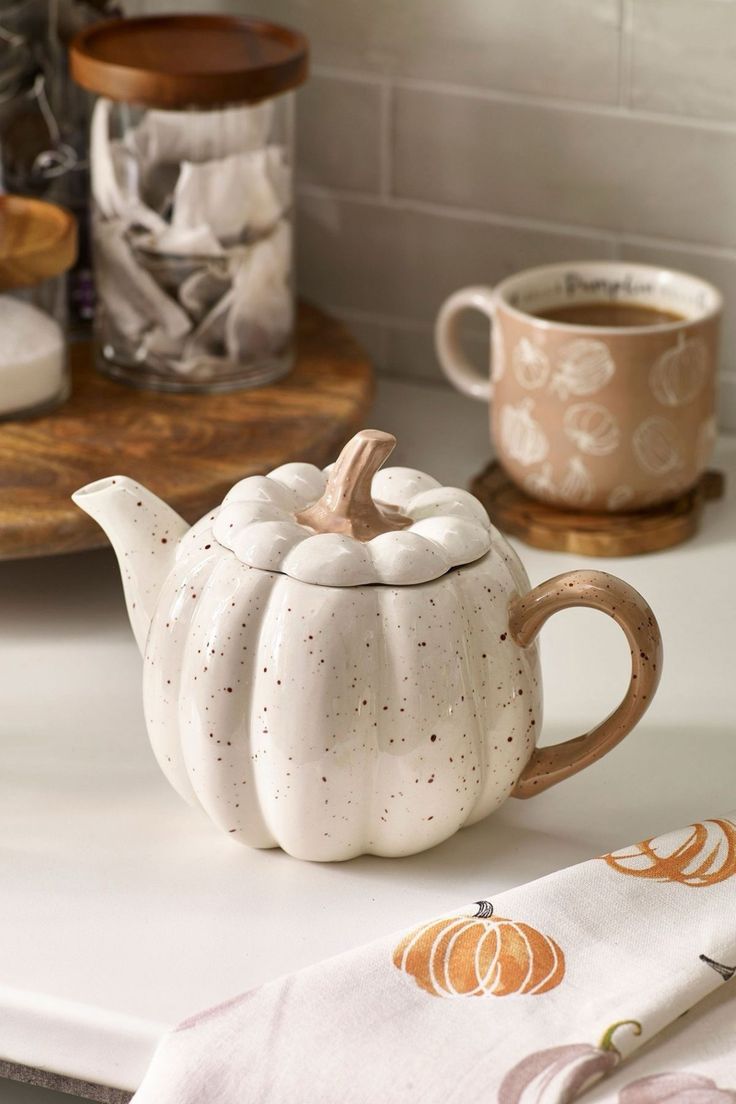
[[0, 193, 77, 418], [70, 15, 308, 393]]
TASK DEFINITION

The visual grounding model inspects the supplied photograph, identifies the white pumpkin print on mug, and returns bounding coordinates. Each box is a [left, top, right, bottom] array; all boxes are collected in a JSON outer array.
[[550, 338, 615, 401], [512, 337, 550, 390], [500, 398, 549, 466], [564, 402, 620, 457], [650, 334, 708, 407], [523, 461, 557, 503], [633, 416, 682, 476], [559, 456, 595, 507]]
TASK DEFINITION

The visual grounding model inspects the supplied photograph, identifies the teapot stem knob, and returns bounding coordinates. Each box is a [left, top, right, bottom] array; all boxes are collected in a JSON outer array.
[[296, 429, 412, 541]]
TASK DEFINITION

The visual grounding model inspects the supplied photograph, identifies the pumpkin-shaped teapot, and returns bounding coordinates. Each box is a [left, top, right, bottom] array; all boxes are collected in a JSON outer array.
[[73, 430, 661, 861]]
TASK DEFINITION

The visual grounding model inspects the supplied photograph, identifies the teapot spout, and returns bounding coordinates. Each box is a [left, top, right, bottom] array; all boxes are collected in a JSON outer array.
[[72, 476, 188, 654]]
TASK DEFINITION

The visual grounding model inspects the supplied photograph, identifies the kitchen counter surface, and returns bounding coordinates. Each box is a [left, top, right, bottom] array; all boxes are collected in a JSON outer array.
[[0, 377, 734, 1098]]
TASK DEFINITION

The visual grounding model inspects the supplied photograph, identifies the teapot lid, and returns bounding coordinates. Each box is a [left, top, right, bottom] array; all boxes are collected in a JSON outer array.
[[212, 429, 492, 587]]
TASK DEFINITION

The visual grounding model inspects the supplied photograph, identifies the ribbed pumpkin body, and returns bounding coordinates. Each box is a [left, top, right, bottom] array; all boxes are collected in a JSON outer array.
[[142, 512, 542, 861]]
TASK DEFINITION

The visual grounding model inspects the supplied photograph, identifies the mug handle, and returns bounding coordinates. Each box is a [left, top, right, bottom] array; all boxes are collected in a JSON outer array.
[[435, 285, 496, 401], [510, 570, 662, 799]]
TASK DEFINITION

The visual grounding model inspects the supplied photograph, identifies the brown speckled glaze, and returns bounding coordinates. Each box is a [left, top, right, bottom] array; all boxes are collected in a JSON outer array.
[[436, 261, 722, 512], [73, 446, 663, 860], [510, 569, 662, 798]]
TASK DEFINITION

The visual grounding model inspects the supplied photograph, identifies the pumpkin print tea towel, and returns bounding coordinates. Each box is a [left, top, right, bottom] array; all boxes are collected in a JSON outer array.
[[132, 814, 736, 1104]]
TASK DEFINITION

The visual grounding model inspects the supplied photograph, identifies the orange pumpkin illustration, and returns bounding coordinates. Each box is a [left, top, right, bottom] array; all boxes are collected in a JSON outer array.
[[603, 819, 736, 887], [393, 902, 565, 998]]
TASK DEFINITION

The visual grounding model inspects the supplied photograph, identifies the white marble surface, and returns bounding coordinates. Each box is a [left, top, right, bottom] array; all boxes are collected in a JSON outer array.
[[0, 377, 734, 1097]]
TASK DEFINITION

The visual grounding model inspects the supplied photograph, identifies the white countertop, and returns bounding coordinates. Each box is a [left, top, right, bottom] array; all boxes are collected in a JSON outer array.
[[0, 377, 734, 1097]]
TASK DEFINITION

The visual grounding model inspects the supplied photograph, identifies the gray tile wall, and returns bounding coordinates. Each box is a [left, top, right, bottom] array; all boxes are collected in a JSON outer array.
[[130, 0, 736, 429]]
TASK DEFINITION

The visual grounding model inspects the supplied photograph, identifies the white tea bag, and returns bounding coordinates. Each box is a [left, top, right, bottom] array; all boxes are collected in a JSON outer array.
[[90, 99, 167, 232], [184, 288, 234, 361], [133, 225, 224, 258], [179, 266, 233, 322], [125, 101, 274, 167], [225, 220, 292, 360], [172, 146, 290, 244], [94, 217, 192, 344]]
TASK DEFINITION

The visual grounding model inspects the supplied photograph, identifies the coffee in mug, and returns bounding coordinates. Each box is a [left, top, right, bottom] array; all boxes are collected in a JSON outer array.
[[435, 262, 721, 512]]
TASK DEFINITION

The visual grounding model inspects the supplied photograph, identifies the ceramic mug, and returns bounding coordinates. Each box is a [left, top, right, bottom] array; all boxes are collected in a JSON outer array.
[[435, 261, 722, 512]]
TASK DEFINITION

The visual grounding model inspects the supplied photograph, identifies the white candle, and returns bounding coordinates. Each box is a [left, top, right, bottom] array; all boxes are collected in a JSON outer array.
[[0, 295, 65, 416]]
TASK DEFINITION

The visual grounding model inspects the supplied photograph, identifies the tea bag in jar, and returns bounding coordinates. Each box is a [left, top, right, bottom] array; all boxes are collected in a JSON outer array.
[[93, 216, 191, 350], [225, 220, 293, 359], [172, 146, 291, 244], [126, 101, 274, 167], [90, 97, 167, 230]]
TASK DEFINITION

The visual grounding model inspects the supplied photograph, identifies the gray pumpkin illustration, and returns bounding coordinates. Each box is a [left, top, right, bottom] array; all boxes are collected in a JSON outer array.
[[619, 1072, 736, 1103], [498, 1020, 641, 1104]]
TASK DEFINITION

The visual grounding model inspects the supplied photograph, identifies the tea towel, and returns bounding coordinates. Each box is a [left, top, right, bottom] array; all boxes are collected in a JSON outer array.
[[132, 814, 736, 1103]]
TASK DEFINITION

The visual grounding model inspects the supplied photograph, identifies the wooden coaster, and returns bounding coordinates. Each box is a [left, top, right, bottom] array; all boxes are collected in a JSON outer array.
[[470, 461, 725, 557], [0, 302, 374, 560]]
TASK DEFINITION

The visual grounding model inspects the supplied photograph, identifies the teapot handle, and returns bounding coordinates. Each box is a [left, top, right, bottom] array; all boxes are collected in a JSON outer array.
[[510, 570, 662, 799]]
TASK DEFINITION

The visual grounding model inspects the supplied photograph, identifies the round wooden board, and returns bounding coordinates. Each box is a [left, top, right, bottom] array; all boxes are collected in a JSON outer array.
[[0, 303, 374, 560], [471, 461, 725, 557]]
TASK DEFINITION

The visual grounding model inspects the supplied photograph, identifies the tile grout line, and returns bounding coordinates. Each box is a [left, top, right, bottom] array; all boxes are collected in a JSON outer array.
[[310, 64, 389, 88], [297, 183, 620, 244], [378, 79, 393, 199], [310, 63, 736, 137], [619, 230, 736, 261], [615, 0, 625, 108], [297, 183, 736, 260], [617, 0, 635, 110]]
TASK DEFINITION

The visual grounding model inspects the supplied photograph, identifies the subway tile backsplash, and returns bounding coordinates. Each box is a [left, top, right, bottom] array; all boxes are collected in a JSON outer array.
[[628, 0, 736, 122], [128, 0, 622, 102], [393, 90, 736, 248], [297, 75, 384, 194], [132, 0, 736, 429], [296, 193, 614, 322]]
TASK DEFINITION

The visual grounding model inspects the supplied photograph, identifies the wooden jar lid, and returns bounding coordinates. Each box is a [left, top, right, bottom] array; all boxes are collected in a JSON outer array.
[[69, 15, 309, 109], [0, 195, 78, 292]]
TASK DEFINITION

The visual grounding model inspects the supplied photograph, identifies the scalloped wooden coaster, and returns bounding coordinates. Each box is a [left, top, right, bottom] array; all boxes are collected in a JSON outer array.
[[470, 462, 725, 557]]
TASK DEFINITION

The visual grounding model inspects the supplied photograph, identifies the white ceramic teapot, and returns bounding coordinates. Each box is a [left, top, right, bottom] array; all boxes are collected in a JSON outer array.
[[74, 429, 661, 861]]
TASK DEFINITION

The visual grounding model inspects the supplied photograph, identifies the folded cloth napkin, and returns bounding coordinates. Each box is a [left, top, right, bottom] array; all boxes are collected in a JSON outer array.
[[132, 814, 736, 1103]]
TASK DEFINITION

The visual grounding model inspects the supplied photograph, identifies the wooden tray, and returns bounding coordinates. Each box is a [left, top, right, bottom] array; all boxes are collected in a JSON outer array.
[[0, 303, 374, 560], [471, 460, 725, 557]]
